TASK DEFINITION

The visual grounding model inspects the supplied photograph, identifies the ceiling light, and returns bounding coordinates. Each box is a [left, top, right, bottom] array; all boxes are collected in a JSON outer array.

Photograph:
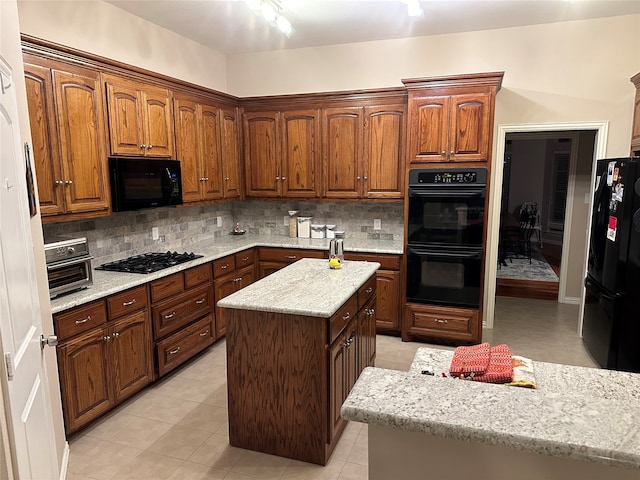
[[407, 0, 423, 17], [244, 0, 295, 37]]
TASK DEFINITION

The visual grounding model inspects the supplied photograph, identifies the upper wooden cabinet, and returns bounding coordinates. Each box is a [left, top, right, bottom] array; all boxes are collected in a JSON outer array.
[[244, 109, 320, 198], [174, 95, 240, 203], [103, 74, 174, 158], [403, 72, 503, 165], [630, 72, 640, 156], [323, 103, 405, 199], [23, 56, 111, 222]]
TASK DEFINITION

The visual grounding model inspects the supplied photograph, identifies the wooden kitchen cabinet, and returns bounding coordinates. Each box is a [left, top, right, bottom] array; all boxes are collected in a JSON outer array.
[[55, 286, 153, 434], [323, 103, 405, 199], [403, 72, 503, 165], [630, 72, 640, 155], [244, 109, 320, 198], [23, 56, 111, 222], [104, 74, 174, 157], [329, 316, 358, 446], [403, 303, 480, 344], [174, 94, 240, 203], [257, 247, 325, 278]]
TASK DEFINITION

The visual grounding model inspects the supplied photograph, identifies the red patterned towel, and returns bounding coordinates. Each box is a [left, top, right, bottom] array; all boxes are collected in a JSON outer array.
[[449, 342, 491, 376], [472, 344, 514, 384]]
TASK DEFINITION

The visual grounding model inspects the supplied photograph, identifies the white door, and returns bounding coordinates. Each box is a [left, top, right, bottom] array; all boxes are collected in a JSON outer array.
[[0, 55, 58, 479]]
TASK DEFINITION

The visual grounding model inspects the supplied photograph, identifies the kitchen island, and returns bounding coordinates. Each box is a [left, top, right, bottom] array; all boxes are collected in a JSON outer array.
[[218, 258, 380, 465], [341, 347, 640, 479]]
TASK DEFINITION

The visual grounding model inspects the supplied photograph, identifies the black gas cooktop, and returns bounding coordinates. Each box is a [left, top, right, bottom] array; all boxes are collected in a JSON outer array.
[[96, 251, 203, 274]]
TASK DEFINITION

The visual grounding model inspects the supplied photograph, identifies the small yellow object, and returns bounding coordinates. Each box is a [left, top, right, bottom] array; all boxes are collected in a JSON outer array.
[[328, 257, 342, 269]]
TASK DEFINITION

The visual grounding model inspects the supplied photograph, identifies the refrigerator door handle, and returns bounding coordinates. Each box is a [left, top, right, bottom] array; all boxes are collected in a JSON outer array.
[[584, 277, 624, 302]]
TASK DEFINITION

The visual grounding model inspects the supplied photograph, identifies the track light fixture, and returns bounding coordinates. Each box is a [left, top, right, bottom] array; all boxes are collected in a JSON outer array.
[[244, 0, 294, 37]]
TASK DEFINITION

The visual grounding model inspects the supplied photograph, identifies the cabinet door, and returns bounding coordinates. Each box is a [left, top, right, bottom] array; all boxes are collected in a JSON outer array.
[[632, 87, 640, 154], [364, 296, 377, 367], [221, 107, 241, 199], [328, 333, 346, 444], [375, 270, 400, 331], [281, 109, 320, 197], [322, 107, 363, 198], [111, 310, 153, 403], [408, 95, 449, 163], [244, 112, 280, 197], [363, 104, 405, 199], [23, 62, 64, 216], [174, 98, 202, 203], [53, 68, 110, 214], [142, 86, 174, 158], [200, 103, 224, 200], [344, 319, 358, 396], [58, 328, 111, 433], [105, 79, 145, 156], [449, 93, 490, 162], [214, 273, 237, 339]]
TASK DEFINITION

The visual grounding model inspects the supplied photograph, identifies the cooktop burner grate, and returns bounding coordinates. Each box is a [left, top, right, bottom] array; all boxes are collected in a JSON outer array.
[[96, 251, 203, 274]]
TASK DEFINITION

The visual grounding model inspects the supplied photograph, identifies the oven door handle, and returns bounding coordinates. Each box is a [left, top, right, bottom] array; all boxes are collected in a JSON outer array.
[[46, 256, 94, 270], [407, 247, 481, 260], [408, 188, 485, 198]]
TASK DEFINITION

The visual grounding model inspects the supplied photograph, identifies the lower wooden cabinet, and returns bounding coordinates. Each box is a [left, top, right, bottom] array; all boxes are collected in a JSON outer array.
[[55, 288, 153, 434], [214, 263, 255, 339], [329, 317, 358, 446], [257, 247, 324, 278], [403, 303, 480, 344], [156, 315, 215, 377]]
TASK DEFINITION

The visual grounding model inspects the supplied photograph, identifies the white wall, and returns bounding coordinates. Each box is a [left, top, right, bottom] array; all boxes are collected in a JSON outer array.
[[17, 0, 228, 92], [227, 14, 640, 156]]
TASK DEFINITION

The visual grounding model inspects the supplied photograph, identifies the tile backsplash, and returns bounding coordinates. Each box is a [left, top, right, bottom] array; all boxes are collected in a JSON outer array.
[[42, 201, 404, 267]]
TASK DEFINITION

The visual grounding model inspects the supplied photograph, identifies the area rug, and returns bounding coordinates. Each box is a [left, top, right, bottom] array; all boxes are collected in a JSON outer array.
[[496, 248, 559, 282]]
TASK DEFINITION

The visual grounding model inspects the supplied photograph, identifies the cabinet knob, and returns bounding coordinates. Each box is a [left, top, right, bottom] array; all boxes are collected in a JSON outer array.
[[363, 176, 368, 181], [275, 176, 280, 180], [441, 151, 446, 155], [204, 177, 209, 181], [450, 151, 454, 155], [55, 180, 64, 186], [224, 177, 230, 181], [366, 287, 373, 294], [65, 180, 73, 185], [356, 176, 361, 180], [148, 145, 153, 150], [112, 332, 120, 339], [140, 144, 147, 149], [368, 308, 375, 316], [281, 176, 286, 181], [103, 335, 111, 342]]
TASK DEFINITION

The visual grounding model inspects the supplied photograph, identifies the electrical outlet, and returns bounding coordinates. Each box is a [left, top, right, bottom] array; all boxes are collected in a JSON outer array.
[[373, 219, 381, 230], [151, 227, 159, 241], [216, 216, 222, 227], [284, 216, 289, 226]]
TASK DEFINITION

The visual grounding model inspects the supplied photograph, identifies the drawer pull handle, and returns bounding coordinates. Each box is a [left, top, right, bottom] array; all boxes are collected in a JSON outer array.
[[122, 299, 136, 307], [342, 312, 350, 321], [195, 298, 205, 305], [220, 264, 229, 269], [366, 287, 373, 294], [285, 255, 297, 259], [169, 347, 180, 355], [241, 257, 249, 262], [434, 318, 448, 324], [234, 277, 242, 282], [165, 311, 177, 319], [75, 315, 91, 325], [199, 330, 209, 337]]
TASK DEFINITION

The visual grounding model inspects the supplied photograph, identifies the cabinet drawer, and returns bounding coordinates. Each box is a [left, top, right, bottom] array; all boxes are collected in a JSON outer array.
[[55, 300, 107, 341], [156, 315, 215, 377], [151, 285, 213, 339], [344, 253, 401, 271], [107, 285, 148, 319], [213, 255, 235, 277], [405, 304, 479, 342], [259, 247, 324, 263], [235, 249, 255, 269], [150, 272, 184, 302], [329, 295, 358, 345], [185, 263, 212, 289], [357, 275, 376, 310]]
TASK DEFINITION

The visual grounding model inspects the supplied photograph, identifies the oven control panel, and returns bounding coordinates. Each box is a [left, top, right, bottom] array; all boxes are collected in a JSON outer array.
[[409, 168, 487, 186]]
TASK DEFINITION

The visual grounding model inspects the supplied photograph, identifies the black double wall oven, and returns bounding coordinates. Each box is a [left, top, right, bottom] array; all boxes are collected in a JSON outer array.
[[406, 168, 486, 309]]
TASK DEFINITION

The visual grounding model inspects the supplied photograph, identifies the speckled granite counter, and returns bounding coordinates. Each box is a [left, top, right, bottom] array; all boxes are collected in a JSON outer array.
[[217, 258, 380, 317], [50, 234, 400, 314], [341, 347, 640, 475]]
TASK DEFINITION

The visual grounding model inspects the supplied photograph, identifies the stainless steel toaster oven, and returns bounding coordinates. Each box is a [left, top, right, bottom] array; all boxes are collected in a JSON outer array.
[[44, 236, 93, 298]]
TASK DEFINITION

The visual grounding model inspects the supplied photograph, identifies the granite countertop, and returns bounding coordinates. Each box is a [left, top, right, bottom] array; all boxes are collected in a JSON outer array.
[[341, 347, 640, 470], [217, 258, 380, 317], [50, 234, 400, 314]]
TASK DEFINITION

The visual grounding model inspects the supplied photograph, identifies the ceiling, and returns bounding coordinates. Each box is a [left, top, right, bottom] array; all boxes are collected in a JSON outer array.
[[104, 0, 640, 55]]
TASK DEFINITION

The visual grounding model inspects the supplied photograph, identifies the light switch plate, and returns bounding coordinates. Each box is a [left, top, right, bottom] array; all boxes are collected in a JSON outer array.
[[216, 216, 222, 227], [151, 227, 159, 241], [374, 219, 381, 230]]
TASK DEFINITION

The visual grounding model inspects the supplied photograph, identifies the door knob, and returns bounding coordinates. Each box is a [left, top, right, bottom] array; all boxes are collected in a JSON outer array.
[[40, 334, 58, 349]]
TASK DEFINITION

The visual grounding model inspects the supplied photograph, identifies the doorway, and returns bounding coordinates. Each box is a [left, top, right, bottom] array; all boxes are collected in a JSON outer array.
[[484, 122, 608, 330]]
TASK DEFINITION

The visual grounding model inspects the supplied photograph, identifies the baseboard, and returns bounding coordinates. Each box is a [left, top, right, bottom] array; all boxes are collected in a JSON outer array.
[[59, 441, 69, 480], [561, 296, 581, 305]]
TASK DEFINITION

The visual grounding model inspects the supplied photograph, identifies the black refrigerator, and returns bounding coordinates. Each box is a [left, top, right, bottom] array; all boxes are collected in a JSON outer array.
[[583, 157, 640, 372]]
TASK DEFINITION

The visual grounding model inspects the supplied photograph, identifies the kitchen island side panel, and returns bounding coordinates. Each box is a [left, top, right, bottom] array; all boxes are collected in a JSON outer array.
[[225, 308, 328, 465]]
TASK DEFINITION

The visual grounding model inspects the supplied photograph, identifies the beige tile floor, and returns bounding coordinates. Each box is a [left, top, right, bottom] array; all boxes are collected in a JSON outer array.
[[66, 296, 598, 480]]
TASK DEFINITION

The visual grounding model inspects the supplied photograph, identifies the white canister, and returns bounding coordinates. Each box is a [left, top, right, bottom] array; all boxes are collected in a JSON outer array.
[[325, 224, 337, 239], [297, 217, 312, 238], [311, 224, 326, 239]]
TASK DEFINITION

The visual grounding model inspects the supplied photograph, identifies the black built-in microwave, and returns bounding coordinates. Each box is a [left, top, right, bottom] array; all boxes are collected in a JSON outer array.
[[109, 157, 182, 212]]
